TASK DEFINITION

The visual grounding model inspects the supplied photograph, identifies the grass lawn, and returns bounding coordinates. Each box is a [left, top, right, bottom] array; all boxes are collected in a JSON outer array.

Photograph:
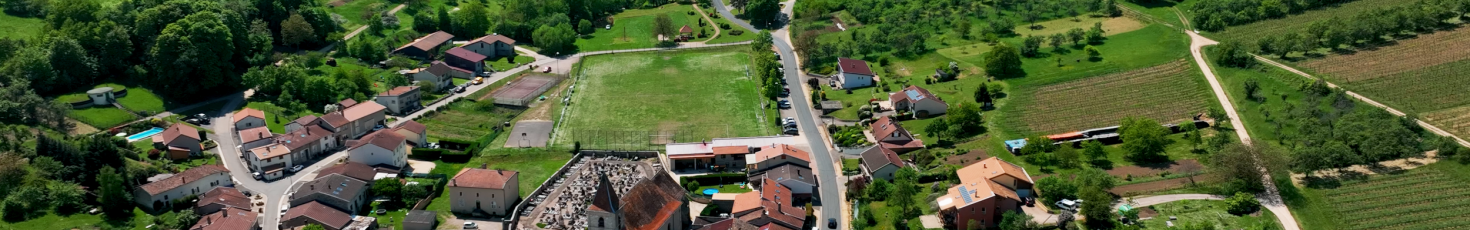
[[424, 159, 468, 212], [0, 12, 42, 39], [574, 4, 706, 52], [696, 183, 752, 194], [855, 185, 941, 230], [485, 55, 534, 71], [246, 101, 322, 134], [703, 12, 757, 44], [367, 202, 411, 230], [69, 107, 137, 129], [819, 84, 887, 120], [1118, 0, 1193, 28], [555, 46, 769, 149], [115, 88, 167, 113], [471, 147, 575, 197], [0, 208, 152, 230], [326, 0, 392, 28], [1135, 200, 1279, 229], [842, 158, 860, 172], [415, 100, 524, 141]]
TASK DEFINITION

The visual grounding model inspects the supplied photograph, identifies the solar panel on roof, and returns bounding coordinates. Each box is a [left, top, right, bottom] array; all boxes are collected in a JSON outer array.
[[906, 90, 924, 100], [959, 186, 974, 204]]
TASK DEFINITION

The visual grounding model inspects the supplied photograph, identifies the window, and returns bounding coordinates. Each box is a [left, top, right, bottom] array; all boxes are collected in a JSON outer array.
[[476, 193, 479, 197], [459, 192, 463, 196], [598, 217, 604, 228]]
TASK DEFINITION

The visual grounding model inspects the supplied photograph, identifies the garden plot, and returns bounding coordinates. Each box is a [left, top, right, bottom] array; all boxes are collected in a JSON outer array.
[[415, 100, 524, 142], [1005, 60, 1210, 134], [1314, 169, 1470, 230]]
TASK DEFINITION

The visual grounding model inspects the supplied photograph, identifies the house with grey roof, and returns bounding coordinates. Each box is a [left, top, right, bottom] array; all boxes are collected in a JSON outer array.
[[288, 174, 369, 214]]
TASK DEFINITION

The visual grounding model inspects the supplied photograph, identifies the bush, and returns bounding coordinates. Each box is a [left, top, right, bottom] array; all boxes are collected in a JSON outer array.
[[440, 150, 473, 162], [728, 30, 744, 35], [1225, 192, 1260, 215], [438, 139, 475, 150], [680, 173, 747, 186]]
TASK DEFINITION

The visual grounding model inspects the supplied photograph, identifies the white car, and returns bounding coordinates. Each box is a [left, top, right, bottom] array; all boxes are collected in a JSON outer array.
[[463, 221, 479, 229], [288, 165, 304, 173]]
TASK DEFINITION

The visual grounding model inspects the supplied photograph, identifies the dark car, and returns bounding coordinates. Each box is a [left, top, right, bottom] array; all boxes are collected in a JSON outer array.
[[783, 127, 799, 135], [828, 218, 837, 229]]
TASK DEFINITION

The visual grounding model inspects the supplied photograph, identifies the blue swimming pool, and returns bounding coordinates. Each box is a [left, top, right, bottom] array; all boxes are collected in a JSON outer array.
[[126, 127, 165, 142], [702, 189, 718, 195]]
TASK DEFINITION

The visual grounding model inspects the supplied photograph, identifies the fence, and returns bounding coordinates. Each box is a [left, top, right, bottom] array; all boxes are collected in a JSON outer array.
[[503, 151, 588, 230]]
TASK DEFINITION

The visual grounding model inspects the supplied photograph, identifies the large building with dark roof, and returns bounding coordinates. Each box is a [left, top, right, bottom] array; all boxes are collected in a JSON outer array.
[[195, 187, 251, 216], [747, 163, 816, 198], [860, 145, 908, 180], [190, 207, 258, 230], [288, 174, 370, 214], [585, 171, 690, 230], [281, 201, 374, 230], [392, 31, 453, 59], [730, 178, 806, 230]]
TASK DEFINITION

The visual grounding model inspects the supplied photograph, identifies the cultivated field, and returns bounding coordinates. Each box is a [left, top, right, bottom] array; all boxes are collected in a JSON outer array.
[[1207, 0, 1417, 44], [416, 100, 525, 142], [1422, 106, 1470, 141], [1310, 169, 1470, 230], [1297, 27, 1470, 83], [1007, 60, 1210, 134], [555, 47, 768, 149]]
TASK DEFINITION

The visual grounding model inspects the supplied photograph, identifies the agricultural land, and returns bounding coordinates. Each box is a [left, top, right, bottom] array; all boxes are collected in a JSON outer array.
[[1204, 0, 1420, 44], [1285, 163, 1470, 230], [554, 46, 771, 149], [1136, 200, 1281, 230], [573, 4, 714, 52]]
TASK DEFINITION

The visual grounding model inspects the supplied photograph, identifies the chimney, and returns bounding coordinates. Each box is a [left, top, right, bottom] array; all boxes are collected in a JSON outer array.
[[480, 163, 488, 169]]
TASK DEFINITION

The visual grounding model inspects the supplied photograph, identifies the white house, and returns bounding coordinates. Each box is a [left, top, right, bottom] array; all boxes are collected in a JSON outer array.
[[346, 130, 410, 168], [448, 168, 520, 216], [393, 121, 428, 147], [890, 85, 948, 117], [134, 165, 233, 211], [232, 108, 266, 130], [836, 58, 875, 89], [462, 35, 518, 60], [237, 126, 275, 152], [376, 86, 422, 116], [860, 146, 907, 181], [407, 61, 454, 91]]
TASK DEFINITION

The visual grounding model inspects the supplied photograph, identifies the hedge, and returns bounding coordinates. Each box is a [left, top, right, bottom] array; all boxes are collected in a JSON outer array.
[[440, 150, 473, 163], [438, 139, 475, 150], [679, 173, 748, 185], [410, 148, 445, 160]]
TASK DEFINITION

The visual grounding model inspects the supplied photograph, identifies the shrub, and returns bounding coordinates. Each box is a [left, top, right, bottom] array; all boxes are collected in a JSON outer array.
[[729, 30, 744, 35], [410, 148, 445, 160], [1225, 192, 1260, 215]]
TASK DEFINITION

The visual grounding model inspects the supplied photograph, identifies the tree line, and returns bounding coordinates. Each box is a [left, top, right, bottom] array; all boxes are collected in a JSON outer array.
[[1251, 0, 1470, 57], [0, 129, 195, 224], [1191, 0, 1362, 31]]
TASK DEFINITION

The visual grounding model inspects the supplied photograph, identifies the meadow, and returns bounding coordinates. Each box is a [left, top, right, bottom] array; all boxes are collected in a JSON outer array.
[[0, 12, 43, 39], [554, 46, 769, 149], [573, 4, 709, 52], [1136, 200, 1280, 229], [1205, 0, 1419, 44], [415, 100, 525, 142]]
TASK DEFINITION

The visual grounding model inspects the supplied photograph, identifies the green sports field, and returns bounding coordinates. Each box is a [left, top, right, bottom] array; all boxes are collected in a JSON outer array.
[[554, 46, 771, 149]]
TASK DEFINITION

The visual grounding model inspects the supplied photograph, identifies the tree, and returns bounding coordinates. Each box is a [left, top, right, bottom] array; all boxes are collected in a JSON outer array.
[[1079, 187, 1115, 229], [746, 0, 780, 27], [892, 168, 919, 217], [412, 11, 437, 32], [1210, 142, 1288, 194], [372, 178, 405, 201], [1055, 144, 1081, 168], [998, 211, 1040, 230], [955, 19, 972, 38], [97, 166, 132, 216], [1067, 28, 1086, 45], [1086, 22, 1105, 43], [282, 13, 317, 47], [1021, 35, 1043, 56], [149, 11, 236, 99], [947, 102, 984, 135], [1049, 34, 1066, 50], [385, 74, 411, 89], [302, 224, 327, 230], [452, 1, 490, 37], [533, 23, 577, 53], [3, 185, 48, 220], [48, 181, 86, 215], [1216, 41, 1255, 68], [402, 184, 429, 204], [975, 83, 992, 105], [868, 179, 892, 200], [1101, 0, 1120, 16], [752, 31, 774, 52], [1181, 121, 1202, 150], [1225, 192, 1260, 215], [1076, 168, 1116, 190], [44, 0, 99, 29], [437, 6, 452, 33], [653, 13, 675, 38], [984, 42, 1024, 77], [925, 118, 952, 143], [577, 19, 593, 34], [1119, 117, 1170, 162], [1084, 45, 1101, 59], [1035, 177, 1078, 205], [1082, 140, 1108, 164]]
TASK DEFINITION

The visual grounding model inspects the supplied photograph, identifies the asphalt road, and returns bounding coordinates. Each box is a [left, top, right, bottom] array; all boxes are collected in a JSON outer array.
[[708, 0, 843, 227]]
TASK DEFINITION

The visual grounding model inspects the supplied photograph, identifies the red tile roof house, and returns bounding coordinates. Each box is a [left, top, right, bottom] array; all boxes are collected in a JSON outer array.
[[391, 120, 428, 147], [232, 108, 267, 130], [461, 34, 517, 60], [745, 144, 812, 172], [835, 58, 876, 89], [153, 123, 204, 160], [345, 129, 411, 168], [392, 31, 454, 60], [585, 171, 691, 230], [746, 164, 817, 200], [870, 116, 925, 153], [317, 161, 400, 182], [133, 165, 232, 211], [246, 125, 336, 180], [936, 157, 1035, 230], [195, 187, 252, 215], [375, 86, 422, 115], [281, 201, 376, 230], [236, 126, 275, 151], [860, 145, 908, 180], [889, 85, 949, 118], [730, 178, 807, 230], [444, 47, 487, 77], [284, 115, 320, 133], [404, 61, 456, 90], [190, 207, 258, 230], [447, 167, 520, 217], [318, 99, 387, 141]]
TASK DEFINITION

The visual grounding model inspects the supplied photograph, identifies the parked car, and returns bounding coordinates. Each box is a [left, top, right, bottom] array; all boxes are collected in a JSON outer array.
[[473, 77, 485, 85], [774, 52, 780, 60], [541, 66, 552, 73], [783, 127, 799, 135], [1055, 199, 1081, 211], [288, 165, 304, 173], [828, 218, 837, 229], [454, 86, 466, 93], [785, 117, 796, 124], [463, 221, 478, 229], [252, 172, 262, 180], [778, 102, 791, 109]]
